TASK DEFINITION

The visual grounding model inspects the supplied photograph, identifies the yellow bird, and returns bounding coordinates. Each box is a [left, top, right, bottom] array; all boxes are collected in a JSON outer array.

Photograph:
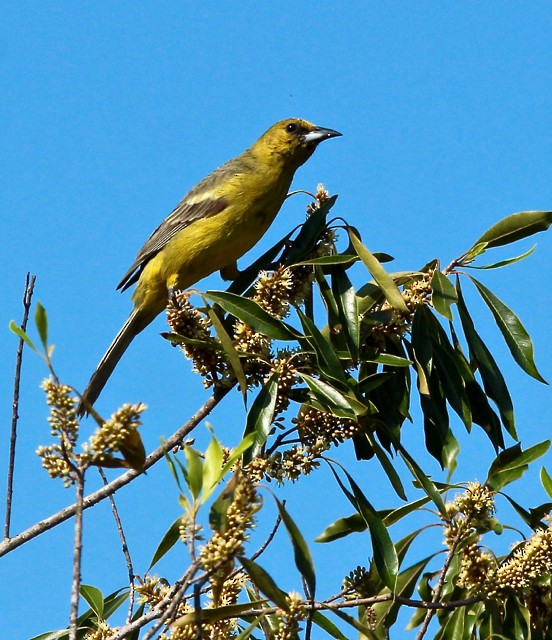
[[79, 118, 341, 411]]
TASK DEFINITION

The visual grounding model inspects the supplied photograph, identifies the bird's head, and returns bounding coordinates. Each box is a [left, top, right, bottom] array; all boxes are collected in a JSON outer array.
[[253, 118, 342, 170]]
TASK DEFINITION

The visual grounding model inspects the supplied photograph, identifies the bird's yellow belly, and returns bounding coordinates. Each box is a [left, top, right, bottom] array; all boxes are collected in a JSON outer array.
[[132, 202, 278, 314]]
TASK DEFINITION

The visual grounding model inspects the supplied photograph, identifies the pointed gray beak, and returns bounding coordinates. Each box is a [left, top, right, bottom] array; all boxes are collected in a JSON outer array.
[[302, 126, 342, 145]]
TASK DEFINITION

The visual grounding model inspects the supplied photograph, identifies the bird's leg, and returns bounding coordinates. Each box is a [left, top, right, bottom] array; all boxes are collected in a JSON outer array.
[[220, 261, 240, 281]]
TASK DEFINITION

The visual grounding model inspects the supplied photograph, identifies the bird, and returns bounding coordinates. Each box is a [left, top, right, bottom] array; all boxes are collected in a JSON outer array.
[[79, 118, 341, 413]]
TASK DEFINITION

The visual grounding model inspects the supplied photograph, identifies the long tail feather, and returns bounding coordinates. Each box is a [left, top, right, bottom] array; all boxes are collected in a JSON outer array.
[[78, 308, 150, 414]]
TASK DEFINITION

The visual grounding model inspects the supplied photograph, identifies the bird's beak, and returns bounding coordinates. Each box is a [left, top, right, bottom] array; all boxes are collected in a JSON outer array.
[[302, 126, 342, 145]]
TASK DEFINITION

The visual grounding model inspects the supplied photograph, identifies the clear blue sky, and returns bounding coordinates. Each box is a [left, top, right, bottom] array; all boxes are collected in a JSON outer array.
[[2, 3, 552, 638]]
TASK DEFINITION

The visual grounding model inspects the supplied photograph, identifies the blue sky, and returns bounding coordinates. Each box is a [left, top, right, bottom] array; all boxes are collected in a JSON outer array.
[[2, 3, 552, 638]]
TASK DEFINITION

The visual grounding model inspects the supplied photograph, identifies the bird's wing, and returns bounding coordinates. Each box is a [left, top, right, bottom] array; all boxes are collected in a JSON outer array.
[[117, 171, 230, 292]]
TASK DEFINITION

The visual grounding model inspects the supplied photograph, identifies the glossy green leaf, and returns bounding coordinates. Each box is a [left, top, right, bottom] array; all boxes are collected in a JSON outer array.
[[209, 475, 238, 533], [35, 301, 48, 350], [349, 229, 409, 313], [297, 310, 347, 383], [369, 435, 407, 500], [469, 276, 546, 382], [184, 445, 203, 500], [431, 271, 458, 320], [456, 282, 515, 438], [367, 353, 413, 367], [205, 290, 299, 341], [331, 608, 380, 638], [238, 556, 290, 611], [285, 195, 337, 264], [201, 436, 224, 501], [396, 443, 447, 516], [487, 441, 550, 490], [383, 496, 432, 526], [329, 464, 398, 589], [275, 498, 316, 598], [332, 265, 360, 360], [540, 467, 552, 499], [242, 371, 279, 464], [207, 305, 248, 396], [148, 517, 182, 570], [173, 600, 267, 627], [218, 433, 256, 479], [295, 254, 358, 267], [298, 373, 358, 419], [472, 210, 552, 249], [80, 584, 104, 619], [315, 513, 366, 542], [311, 612, 349, 640], [9, 320, 39, 352], [29, 632, 70, 640], [467, 244, 536, 270]]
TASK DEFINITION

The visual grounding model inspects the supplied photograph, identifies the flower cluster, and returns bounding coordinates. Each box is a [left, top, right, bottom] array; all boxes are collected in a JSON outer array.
[[88, 402, 146, 463], [273, 592, 307, 640]]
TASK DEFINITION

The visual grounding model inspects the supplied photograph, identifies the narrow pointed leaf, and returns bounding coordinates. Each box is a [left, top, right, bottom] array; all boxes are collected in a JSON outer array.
[[238, 556, 290, 611], [311, 612, 349, 640], [80, 584, 104, 619], [298, 373, 357, 419], [315, 513, 366, 542], [242, 371, 279, 464], [349, 229, 409, 312], [540, 467, 552, 499], [9, 321, 39, 352], [35, 302, 48, 350], [207, 306, 248, 396], [431, 271, 458, 320], [332, 265, 360, 360], [285, 195, 337, 264], [205, 290, 299, 340], [472, 210, 552, 248], [298, 310, 347, 383], [396, 443, 447, 516], [467, 244, 536, 270], [469, 276, 546, 383], [202, 436, 224, 501], [184, 446, 203, 500], [147, 517, 182, 569], [275, 498, 316, 598], [173, 600, 267, 627]]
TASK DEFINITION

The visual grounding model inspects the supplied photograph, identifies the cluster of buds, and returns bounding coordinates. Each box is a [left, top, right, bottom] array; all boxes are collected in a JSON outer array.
[[83, 621, 116, 640], [343, 565, 375, 600], [167, 291, 227, 388], [273, 592, 307, 640]]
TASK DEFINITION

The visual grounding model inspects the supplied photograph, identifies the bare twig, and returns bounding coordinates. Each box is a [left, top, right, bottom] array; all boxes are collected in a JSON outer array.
[[0, 387, 232, 557], [98, 467, 135, 623], [415, 528, 463, 640], [250, 513, 282, 562], [69, 469, 85, 640], [4, 273, 36, 540]]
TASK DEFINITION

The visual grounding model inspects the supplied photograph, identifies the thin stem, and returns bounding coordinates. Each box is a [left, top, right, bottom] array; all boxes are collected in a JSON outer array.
[[0, 386, 232, 558], [415, 527, 463, 640], [4, 273, 36, 540], [98, 467, 135, 623], [69, 468, 85, 640]]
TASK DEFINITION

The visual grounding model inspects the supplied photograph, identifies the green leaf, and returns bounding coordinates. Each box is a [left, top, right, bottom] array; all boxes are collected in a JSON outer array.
[[332, 265, 360, 360], [9, 320, 38, 352], [349, 229, 409, 313], [35, 302, 48, 350], [329, 464, 398, 589], [173, 601, 267, 627], [331, 608, 380, 638], [242, 371, 279, 464], [297, 310, 347, 383], [184, 445, 203, 500], [431, 271, 458, 320], [466, 244, 536, 270], [311, 612, 349, 640], [540, 467, 552, 499], [383, 496, 433, 526], [456, 281, 515, 439], [369, 435, 407, 500], [298, 373, 358, 419], [29, 632, 70, 640], [209, 475, 238, 533], [80, 584, 104, 619], [205, 290, 299, 340], [207, 305, 248, 396], [295, 254, 358, 267], [469, 276, 546, 383], [238, 556, 290, 611], [315, 513, 366, 542], [285, 195, 337, 264], [472, 210, 552, 248], [396, 444, 447, 517], [367, 353, 413, 367], [487, 441, 550, 491], [275, 499, 316, 598], [202, 436, 224, 501], [148, 517, 182, 570]]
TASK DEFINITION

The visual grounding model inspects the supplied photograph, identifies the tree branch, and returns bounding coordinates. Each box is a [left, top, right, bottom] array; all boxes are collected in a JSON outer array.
[[0, 387, 231, 557]]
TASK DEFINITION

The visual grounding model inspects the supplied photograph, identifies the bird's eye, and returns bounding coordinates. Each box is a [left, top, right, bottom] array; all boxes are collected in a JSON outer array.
[[286, 122, 299, 133]]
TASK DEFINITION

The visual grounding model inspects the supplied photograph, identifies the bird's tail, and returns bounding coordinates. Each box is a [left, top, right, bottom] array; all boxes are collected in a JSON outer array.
[[78, 307, 151, 415]]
